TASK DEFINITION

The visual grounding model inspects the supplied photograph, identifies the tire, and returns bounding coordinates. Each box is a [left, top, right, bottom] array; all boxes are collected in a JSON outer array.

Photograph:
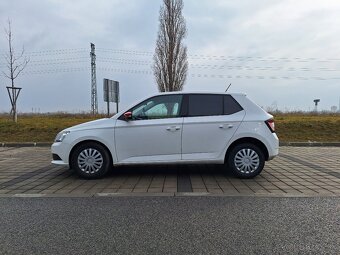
[[70, 142, 111, 179], [227, 143, 265, 178]]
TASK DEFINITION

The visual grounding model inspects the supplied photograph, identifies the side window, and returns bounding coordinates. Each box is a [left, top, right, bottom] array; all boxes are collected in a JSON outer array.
[[188, 95, 223, 117], [131, 95, 182, 120], [224, 95, 243, 115]]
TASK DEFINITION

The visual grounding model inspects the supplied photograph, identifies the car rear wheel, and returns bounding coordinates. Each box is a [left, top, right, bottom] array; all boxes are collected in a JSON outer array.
[[70, 142, 111, 179], [227, 143, 265, 178]]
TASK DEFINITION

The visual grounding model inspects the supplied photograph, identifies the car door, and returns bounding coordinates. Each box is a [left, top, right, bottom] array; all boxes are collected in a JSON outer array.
[[182, 94, 245, 160], [115, 94, 183, 163]]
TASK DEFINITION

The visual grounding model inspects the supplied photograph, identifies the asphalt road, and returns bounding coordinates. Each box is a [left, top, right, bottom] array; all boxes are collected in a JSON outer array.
[[0, 197, 339, 255]]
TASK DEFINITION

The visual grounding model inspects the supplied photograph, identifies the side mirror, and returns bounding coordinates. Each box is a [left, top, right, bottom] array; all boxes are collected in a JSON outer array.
[[124, 111, 132, 121]]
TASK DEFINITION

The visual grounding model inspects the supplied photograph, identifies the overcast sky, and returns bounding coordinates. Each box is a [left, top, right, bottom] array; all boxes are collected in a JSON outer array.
[[0, 0, 340, 113]]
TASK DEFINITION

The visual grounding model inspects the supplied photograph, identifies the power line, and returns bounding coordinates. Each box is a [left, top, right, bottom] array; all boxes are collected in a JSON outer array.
[[1, 63, 339, 79], [2, 46, 340, 62], [189, 65, 339, 72], [96, 48, 153, 56], [96, 47, 340, 62], [97, 67, 340, 80], [25, 48, 87, 53], [0, 48, 87, 55], [16, 60, 88, 67], [97, 58, 151, 65], [21, 67, 89, 75], [1, 47, 340, 80], [26, 51, 88, 57], [26, 56, 88, 62], [98, 67, 153, 74], [2, 58, 340, 72]]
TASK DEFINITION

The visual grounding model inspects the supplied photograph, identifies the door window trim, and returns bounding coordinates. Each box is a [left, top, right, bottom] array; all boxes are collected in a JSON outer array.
[[183, 94, 243, 118], [118, 94, 185, 121]]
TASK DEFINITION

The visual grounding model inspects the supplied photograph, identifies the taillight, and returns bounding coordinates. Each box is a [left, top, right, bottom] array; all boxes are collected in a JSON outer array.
[[265, 119, 275, 133]]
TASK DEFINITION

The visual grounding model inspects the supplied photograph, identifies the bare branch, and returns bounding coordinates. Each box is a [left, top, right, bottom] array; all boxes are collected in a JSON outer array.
[[2, 70, 11, 79]]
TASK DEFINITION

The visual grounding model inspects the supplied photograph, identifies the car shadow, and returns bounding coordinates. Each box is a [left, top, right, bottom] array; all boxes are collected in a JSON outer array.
[[107, 164, 233, 177]]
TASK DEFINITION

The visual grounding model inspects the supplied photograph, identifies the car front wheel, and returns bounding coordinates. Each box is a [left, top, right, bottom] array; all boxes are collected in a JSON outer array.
[[70, 142, 111, 179], [227, 143, 265, 178]]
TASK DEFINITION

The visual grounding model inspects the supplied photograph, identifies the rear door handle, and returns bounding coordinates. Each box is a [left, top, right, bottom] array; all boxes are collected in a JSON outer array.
[[166, 126, 181, 131], [219, 124, 233, 129]]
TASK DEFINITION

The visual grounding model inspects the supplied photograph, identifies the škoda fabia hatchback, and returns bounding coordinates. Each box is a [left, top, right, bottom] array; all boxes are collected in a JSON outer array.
[[52, 92, 279, 179]]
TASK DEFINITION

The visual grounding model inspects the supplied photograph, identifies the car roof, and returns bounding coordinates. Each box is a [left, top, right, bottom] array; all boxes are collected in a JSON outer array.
[[149, 91, 247, 96]]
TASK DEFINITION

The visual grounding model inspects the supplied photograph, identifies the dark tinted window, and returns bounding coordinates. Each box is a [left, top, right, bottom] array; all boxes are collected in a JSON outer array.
[[224, 95, 243, 115], [188, 94, 223, 117]]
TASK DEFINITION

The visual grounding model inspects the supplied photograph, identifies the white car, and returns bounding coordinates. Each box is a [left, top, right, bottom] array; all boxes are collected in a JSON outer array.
[[52, 92, 279, 179]]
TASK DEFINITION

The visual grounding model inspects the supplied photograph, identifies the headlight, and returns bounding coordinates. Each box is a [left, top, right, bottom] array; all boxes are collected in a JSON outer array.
[[55, 131, 70, 142]]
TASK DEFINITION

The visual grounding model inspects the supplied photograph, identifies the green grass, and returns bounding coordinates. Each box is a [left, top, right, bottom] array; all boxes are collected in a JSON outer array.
[[0, 113, 339, 143]]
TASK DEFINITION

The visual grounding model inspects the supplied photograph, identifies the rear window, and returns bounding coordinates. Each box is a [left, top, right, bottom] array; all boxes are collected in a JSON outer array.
[[187, 94, 243, 117]]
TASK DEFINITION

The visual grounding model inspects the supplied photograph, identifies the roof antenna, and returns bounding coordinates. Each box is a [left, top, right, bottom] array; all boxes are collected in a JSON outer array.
[[225, 83, 231, 92]]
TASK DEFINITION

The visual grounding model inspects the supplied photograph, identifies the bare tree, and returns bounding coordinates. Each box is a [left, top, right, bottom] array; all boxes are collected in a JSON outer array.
[[153, 0, 188, 92], [2, 19, 29, 122]]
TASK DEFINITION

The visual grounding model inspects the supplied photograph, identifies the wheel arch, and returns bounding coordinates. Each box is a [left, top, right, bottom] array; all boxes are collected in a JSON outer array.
[[69, 140, 113, 168], [225, 137, 269, 162]]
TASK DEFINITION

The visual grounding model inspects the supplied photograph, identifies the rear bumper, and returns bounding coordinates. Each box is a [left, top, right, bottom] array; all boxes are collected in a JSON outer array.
[[267, 133, 279, 160]]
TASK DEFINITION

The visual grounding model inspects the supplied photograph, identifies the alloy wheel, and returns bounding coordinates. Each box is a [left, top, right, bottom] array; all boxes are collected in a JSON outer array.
[[234, 148, 260, 174], [77, 148, 104, 174]]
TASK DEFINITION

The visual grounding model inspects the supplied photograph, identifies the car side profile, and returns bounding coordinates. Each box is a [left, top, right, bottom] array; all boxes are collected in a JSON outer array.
[[51, 92, 279, 179]]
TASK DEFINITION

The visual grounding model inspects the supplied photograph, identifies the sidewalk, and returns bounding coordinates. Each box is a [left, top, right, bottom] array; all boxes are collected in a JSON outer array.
[[0, 146, 339, 197]]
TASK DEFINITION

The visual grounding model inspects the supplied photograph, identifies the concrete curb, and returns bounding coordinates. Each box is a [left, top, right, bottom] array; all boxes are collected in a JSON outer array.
[[1, 142, 52, 147], [0, 192, 338, 198], [279, 142, 340, 147], [2, 142, 340, 147]]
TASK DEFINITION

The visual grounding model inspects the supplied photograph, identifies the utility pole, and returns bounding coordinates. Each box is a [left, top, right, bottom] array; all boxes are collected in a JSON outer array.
[[90, 43, 98, 114]]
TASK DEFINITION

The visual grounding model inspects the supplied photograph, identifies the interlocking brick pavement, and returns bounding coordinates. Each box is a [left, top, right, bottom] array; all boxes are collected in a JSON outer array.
[[0, 146, 339, 196]]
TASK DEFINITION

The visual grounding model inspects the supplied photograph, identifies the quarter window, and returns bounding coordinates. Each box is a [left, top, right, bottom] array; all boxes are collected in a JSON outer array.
[[224, 95, 243, 115]]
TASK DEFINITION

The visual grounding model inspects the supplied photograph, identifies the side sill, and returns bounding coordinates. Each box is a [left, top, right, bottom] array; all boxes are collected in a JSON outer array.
[[51, 160, 68, 165]]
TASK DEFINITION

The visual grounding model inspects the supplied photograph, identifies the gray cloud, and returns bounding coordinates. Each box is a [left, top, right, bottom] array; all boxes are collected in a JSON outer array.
[[1, 0, 340, 113]]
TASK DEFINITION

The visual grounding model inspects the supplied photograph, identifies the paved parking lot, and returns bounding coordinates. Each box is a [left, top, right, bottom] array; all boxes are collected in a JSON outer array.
[[0, 146, 339, 197]]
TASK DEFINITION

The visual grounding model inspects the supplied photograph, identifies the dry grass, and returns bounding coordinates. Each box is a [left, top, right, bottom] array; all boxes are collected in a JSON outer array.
[[0, 113, 339, 143], [274, 113, 340, 142], [0, 113, 106, 142]]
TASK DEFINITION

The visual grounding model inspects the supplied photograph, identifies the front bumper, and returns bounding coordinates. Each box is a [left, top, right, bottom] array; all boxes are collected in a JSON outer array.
[[51, 142, 70, 165]]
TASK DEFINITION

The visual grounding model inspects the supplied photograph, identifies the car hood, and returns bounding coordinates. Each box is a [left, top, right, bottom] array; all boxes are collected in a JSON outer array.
[[67, 118, 115, 132]]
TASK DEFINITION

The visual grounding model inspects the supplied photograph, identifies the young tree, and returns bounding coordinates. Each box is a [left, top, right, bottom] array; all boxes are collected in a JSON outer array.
[[153, 0, 188, 92], [2, 19, 29, 122]]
